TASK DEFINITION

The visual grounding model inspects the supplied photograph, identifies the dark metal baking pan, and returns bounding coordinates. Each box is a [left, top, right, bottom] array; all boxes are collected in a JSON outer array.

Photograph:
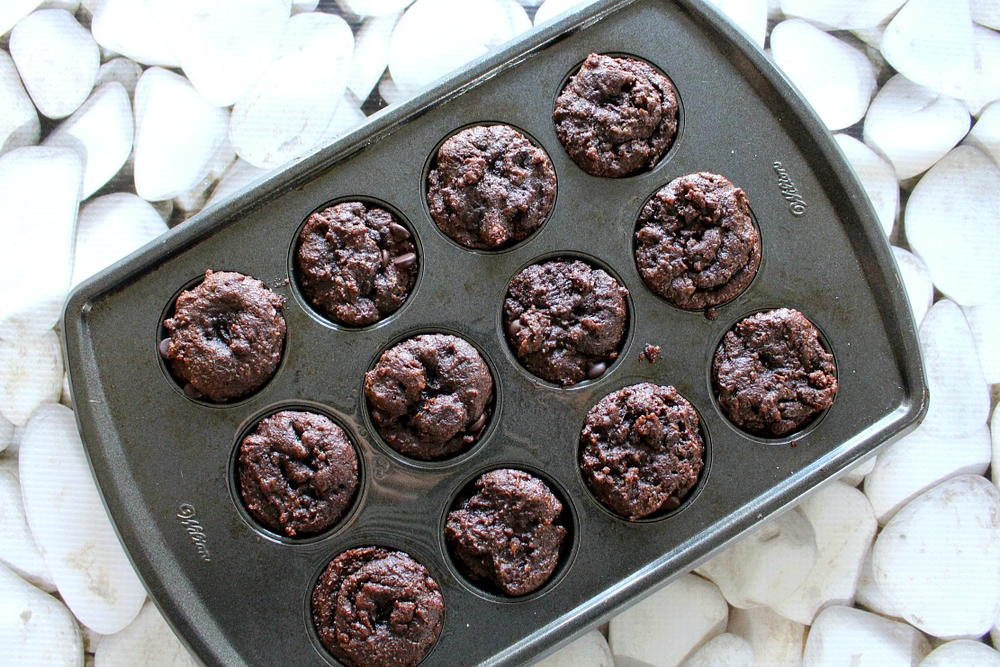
[[62, 0, 927, 664]]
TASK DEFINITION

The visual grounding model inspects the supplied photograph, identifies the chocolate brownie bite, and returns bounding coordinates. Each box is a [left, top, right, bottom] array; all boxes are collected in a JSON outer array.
[[635, 172, 761, 309], [713, 308, 838, 437], [504, 259, 628, 386], [296, 201, 417, 327], [580, 383, 704, 520], [445, 469, 567, 596], [640, 344, 662, 363], [312, 547, 444, 667], [364, 334, 493, 460], [237, 411, 358, 537], [553, 53, 679, 178], [426, 124, 557, 249], [161, 270, 285, 402]]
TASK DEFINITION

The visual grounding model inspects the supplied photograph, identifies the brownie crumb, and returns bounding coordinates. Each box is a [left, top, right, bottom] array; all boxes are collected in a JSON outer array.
[[640, 344, 662, 363], [712, 308, 838, 437], [446, 469, 567, 596], [312, 547, 444, 667]]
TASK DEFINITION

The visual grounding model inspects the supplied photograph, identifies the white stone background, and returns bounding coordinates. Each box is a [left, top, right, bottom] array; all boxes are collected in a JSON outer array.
[[1, 0, 999, 665]]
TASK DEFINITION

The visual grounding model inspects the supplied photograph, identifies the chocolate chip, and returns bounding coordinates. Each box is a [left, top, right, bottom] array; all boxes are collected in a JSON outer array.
[[388, 222, 411, 240], [182, 383, 204, 399], [661, 496, 682, 512], [586, 361, 607, 379], [393, 252, 417, 268], [469, 412, 488, 433], [158, 338, 171, 358]]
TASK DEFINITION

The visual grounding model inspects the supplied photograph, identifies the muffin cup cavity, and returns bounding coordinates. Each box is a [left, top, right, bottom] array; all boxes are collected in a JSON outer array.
[[228, 402, 365, 545], [362, 330, 499, 465], [710, 307, 839, 441], [553, 52, 683, 178], [309, 545, 445, 667], [578, 382, 710, 522], [440, 465, 577, 602], [501, 253, 632, 388], [422, 122, 558, 252], [157, 270, 288, 406], [633, 172, 762, 311], [290, 197, 421, 330]]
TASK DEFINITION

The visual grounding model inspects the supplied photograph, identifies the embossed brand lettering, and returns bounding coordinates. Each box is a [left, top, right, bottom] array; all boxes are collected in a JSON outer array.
[[772, 161, 807, 216], [176, 503, 212, 563]]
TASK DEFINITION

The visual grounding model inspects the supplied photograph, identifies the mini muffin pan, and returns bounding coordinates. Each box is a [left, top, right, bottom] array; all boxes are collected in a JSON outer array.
[[63, 1, 926, 664]]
